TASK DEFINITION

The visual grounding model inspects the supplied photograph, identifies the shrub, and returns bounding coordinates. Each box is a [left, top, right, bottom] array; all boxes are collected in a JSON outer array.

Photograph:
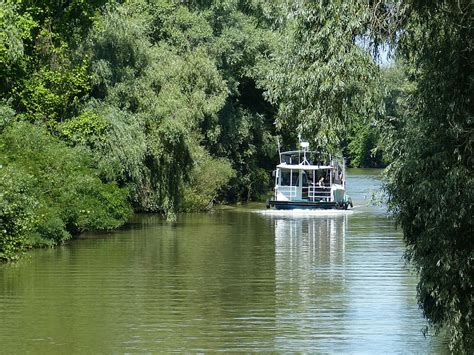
[[0, 121, 132, 260]]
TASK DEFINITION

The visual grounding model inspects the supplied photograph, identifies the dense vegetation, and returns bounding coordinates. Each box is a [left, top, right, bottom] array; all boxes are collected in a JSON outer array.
[[0, 0, 280, 258], [380, 1, 473, 352], [0, 0, 471, 351], [0, 0, 383, 256], [264, 1, 473, 351]]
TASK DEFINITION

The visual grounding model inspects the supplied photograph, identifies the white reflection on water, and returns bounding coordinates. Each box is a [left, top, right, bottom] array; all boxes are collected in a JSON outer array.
[[256, 209, 353, 218], [274, 215, 347, 273], [254, 210, 444, 353], [272, 215, 350, 351]]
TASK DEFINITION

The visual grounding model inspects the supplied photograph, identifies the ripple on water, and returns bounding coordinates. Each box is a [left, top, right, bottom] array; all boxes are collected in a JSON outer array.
[[0, 170, 446, 353]]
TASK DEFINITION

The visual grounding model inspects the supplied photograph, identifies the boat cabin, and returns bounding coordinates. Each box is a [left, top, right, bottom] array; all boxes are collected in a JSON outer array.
[[274, 151, 345, 202], [267, 141, 351, 209]]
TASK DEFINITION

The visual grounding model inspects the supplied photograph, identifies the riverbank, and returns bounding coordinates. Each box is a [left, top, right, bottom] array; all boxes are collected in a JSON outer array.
[[1, 168, 383, 263]]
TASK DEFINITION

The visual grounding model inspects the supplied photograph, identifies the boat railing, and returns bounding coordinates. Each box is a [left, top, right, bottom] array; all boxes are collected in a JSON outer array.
[[304, 186, 331, 202]]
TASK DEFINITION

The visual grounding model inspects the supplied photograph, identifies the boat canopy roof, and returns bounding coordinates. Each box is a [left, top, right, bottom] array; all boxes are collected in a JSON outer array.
[[277, 163, 334, 170], [280, 150, 341, 156], [279, 150, 343, 163]]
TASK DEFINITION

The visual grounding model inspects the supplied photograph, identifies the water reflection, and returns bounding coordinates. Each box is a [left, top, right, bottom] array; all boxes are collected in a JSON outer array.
[[270, 215, 349, 351], [274, 215, 347, 268], [265, 212, 444, 353]]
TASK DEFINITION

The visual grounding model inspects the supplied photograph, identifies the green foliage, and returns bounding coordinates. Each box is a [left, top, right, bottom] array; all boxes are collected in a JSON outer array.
[[260, 1, 382, 152], [148, 0, 214, 52], [181, 0, 279, 200], [16, 60, 90, 123], [380, 1, 473, 351], [13, 0, 106, 46], [2, 0, 280, 226], [76, 104, 147, 188], [181, 143, 234, 211], [59, 110, 109, 147], [2, 0, 103, 124], [0, 1, 37, 95], [0, 121, 131, 260], [346, 116, 386, 168], [85, 0, 153, 91], [213, 104, 276, 201], [0, 101, 15, 130], [83, 0, 232, 216], [0, 166, 37, 261]]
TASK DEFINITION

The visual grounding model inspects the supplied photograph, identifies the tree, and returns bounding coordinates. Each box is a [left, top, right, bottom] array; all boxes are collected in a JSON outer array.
[[83, 0, 232, 217], [260, 1, 382, 152], [380, 1, 473, 351], [187, 0, 280, 201]]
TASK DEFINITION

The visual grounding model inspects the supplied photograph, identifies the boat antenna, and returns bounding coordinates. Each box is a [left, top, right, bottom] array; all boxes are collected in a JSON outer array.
[[276, 136, 281, 163], [300, 140, 309, 164], [297, 133, 302, 164]]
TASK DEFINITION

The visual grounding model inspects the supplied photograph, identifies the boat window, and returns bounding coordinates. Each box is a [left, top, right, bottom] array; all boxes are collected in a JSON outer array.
[[302, 171, 308, 186], [305, 170, 315, 185], [316, 170, 328, 185], [280, 171, 291, 186], [291, 171, 299, 186], [281, 155, 292, 164]]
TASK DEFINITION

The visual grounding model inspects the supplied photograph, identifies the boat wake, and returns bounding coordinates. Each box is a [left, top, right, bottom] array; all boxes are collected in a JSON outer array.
[[254, 208, 354, 217]]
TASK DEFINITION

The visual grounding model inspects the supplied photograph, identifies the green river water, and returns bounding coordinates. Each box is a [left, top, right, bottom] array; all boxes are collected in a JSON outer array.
[[0, 169, 446, 353]]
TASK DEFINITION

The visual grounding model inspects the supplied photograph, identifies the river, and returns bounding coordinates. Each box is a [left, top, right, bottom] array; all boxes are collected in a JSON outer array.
[[0, 169, 446, 353]]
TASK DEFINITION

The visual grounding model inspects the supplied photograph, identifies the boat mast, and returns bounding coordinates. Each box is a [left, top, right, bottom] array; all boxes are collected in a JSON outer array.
[[277, 136, 282, 164], [342, 159, 346, 188], [297, 133, 301, 164]]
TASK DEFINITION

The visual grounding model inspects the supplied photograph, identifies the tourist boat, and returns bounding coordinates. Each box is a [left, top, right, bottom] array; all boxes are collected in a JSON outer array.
[[266, 141, 353, 210]]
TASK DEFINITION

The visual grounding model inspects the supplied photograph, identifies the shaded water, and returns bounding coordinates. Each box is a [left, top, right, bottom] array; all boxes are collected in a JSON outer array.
[[0, 169, 445, 353]]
